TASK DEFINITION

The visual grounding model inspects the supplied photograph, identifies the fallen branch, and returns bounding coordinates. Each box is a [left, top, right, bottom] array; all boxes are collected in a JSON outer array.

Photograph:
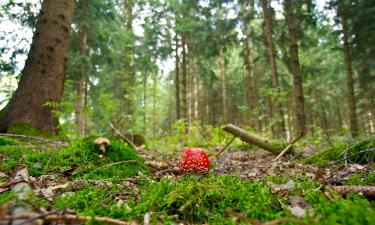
[[0, 213, 136, 225], [331, 185, 375, 199], [222, 124, 280, 154], [108, 122, 136, 149]]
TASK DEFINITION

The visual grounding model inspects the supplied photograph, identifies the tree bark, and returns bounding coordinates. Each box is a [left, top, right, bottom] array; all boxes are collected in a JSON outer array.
[[338, 2, 358, 138], [0, 0, 75, 134], [284, 0, 306, 135], [123, 0, 134, 129], [75, 0, 88, 137], [181, 33, 188, 124], [192, 56, 199, 121], [261, 0, 286, 138], [219, 48, 227, 123], [241, 0, 258, 130], [175, 34, 180, 120], [223, 124, 280, 154]]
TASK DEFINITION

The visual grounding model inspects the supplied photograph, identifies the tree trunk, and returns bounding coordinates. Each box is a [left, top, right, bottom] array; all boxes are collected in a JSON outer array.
[[75, 1, 88, 137], [338, 2, 358, 138], [143, 71, 148, 136], [284, 0, 306, 135], [241, 0, 258, 130], [0, 0, 75, 134], [261, 0, 286, 138], [123, 0, 134, 129], [152, 71, 157, 138], [192, 56, 199, 121], [181, 33, 188, 124], [219, 48, 227, 123], [175, 34, 180, 120]]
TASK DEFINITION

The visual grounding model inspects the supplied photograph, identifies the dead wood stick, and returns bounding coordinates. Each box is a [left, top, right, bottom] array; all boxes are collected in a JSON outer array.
[[0, 214, 136, 225], [222, 124, 279, 154], [90, 160, 141, 174], [213, 136, 236, 159], [273, 132, 303, 161], [0, 179, 25, 189], [108, 122, 136, 149], [262, 218, 307, 225], [331, 185, 375, 199], [0, 133, 67, 146], [319, 148, 375, 167]]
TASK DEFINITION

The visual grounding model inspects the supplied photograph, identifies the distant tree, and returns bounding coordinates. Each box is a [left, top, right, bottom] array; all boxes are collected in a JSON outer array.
[[261, 0, 286, 137], [283, 0, 306, 135], [0, 0, 75, 134]]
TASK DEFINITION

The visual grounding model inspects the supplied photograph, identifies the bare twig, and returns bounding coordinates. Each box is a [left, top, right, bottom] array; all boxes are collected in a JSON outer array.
[[16, 210, 60, 225], [262, 217, 307, 225], [0, 179, 25, 190], [273, 145, 293, 162], [213, 136, 236, 159], [0, 214, 136, 225], [108, 122, 136, 149], [0, 133, 67, 146], [90, 160, 146, 174], [319, 148, 375, 167]]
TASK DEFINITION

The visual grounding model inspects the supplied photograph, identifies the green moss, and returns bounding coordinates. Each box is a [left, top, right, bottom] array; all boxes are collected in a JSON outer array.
[[8, 123, 55, 138], [0, 136, 148, 179], [0, 136, 20, 146], [52, 174, 375, 224], [0, 191, 15, 206], [344, 172, 375, 185], [305, 137, 375, 165]]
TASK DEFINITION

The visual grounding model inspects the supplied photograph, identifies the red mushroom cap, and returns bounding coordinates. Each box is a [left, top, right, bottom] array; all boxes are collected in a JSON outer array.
[[179, 148, 210, 173]]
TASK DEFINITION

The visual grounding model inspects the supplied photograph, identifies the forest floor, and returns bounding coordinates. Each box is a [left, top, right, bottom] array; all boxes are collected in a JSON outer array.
[[0, 135, 374, 225]]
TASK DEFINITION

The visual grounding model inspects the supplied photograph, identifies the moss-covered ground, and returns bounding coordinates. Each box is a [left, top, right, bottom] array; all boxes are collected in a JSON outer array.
[[0, 135, 374, 224]]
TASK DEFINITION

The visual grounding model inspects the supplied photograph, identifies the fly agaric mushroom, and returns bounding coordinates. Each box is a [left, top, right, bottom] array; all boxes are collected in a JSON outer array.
[[179, 148, 210, 173], [94, 137, 110, 154]]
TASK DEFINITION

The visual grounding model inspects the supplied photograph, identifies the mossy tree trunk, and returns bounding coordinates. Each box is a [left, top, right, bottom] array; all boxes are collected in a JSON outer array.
[[0, 0, 75, 134]]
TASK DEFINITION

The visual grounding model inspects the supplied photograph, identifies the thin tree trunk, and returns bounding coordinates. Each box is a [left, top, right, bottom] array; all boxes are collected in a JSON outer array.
[[205, 88, 209, 124], [284, 0, 306, 135], [152, 72, 157, 138], [143, 71, 148, 136], [175, 34, 180, 120], [241, 0, 257, 130], [181, 33, 188, 124], [0, 0, 75, 134], [123, 1, 134, 129], [75, 0, 88, 137], [261, 0, 286, 138], [192, 56, 198, 121], [338, 2, 358, 138], [219, 48, 227, 123]]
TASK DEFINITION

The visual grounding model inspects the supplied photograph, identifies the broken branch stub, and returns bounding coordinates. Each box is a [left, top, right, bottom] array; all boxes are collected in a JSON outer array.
[[222, 124, 280, 154]]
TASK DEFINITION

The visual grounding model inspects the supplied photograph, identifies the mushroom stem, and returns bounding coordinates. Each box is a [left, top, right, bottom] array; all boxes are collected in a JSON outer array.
[[99, 145, 106, 153]]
